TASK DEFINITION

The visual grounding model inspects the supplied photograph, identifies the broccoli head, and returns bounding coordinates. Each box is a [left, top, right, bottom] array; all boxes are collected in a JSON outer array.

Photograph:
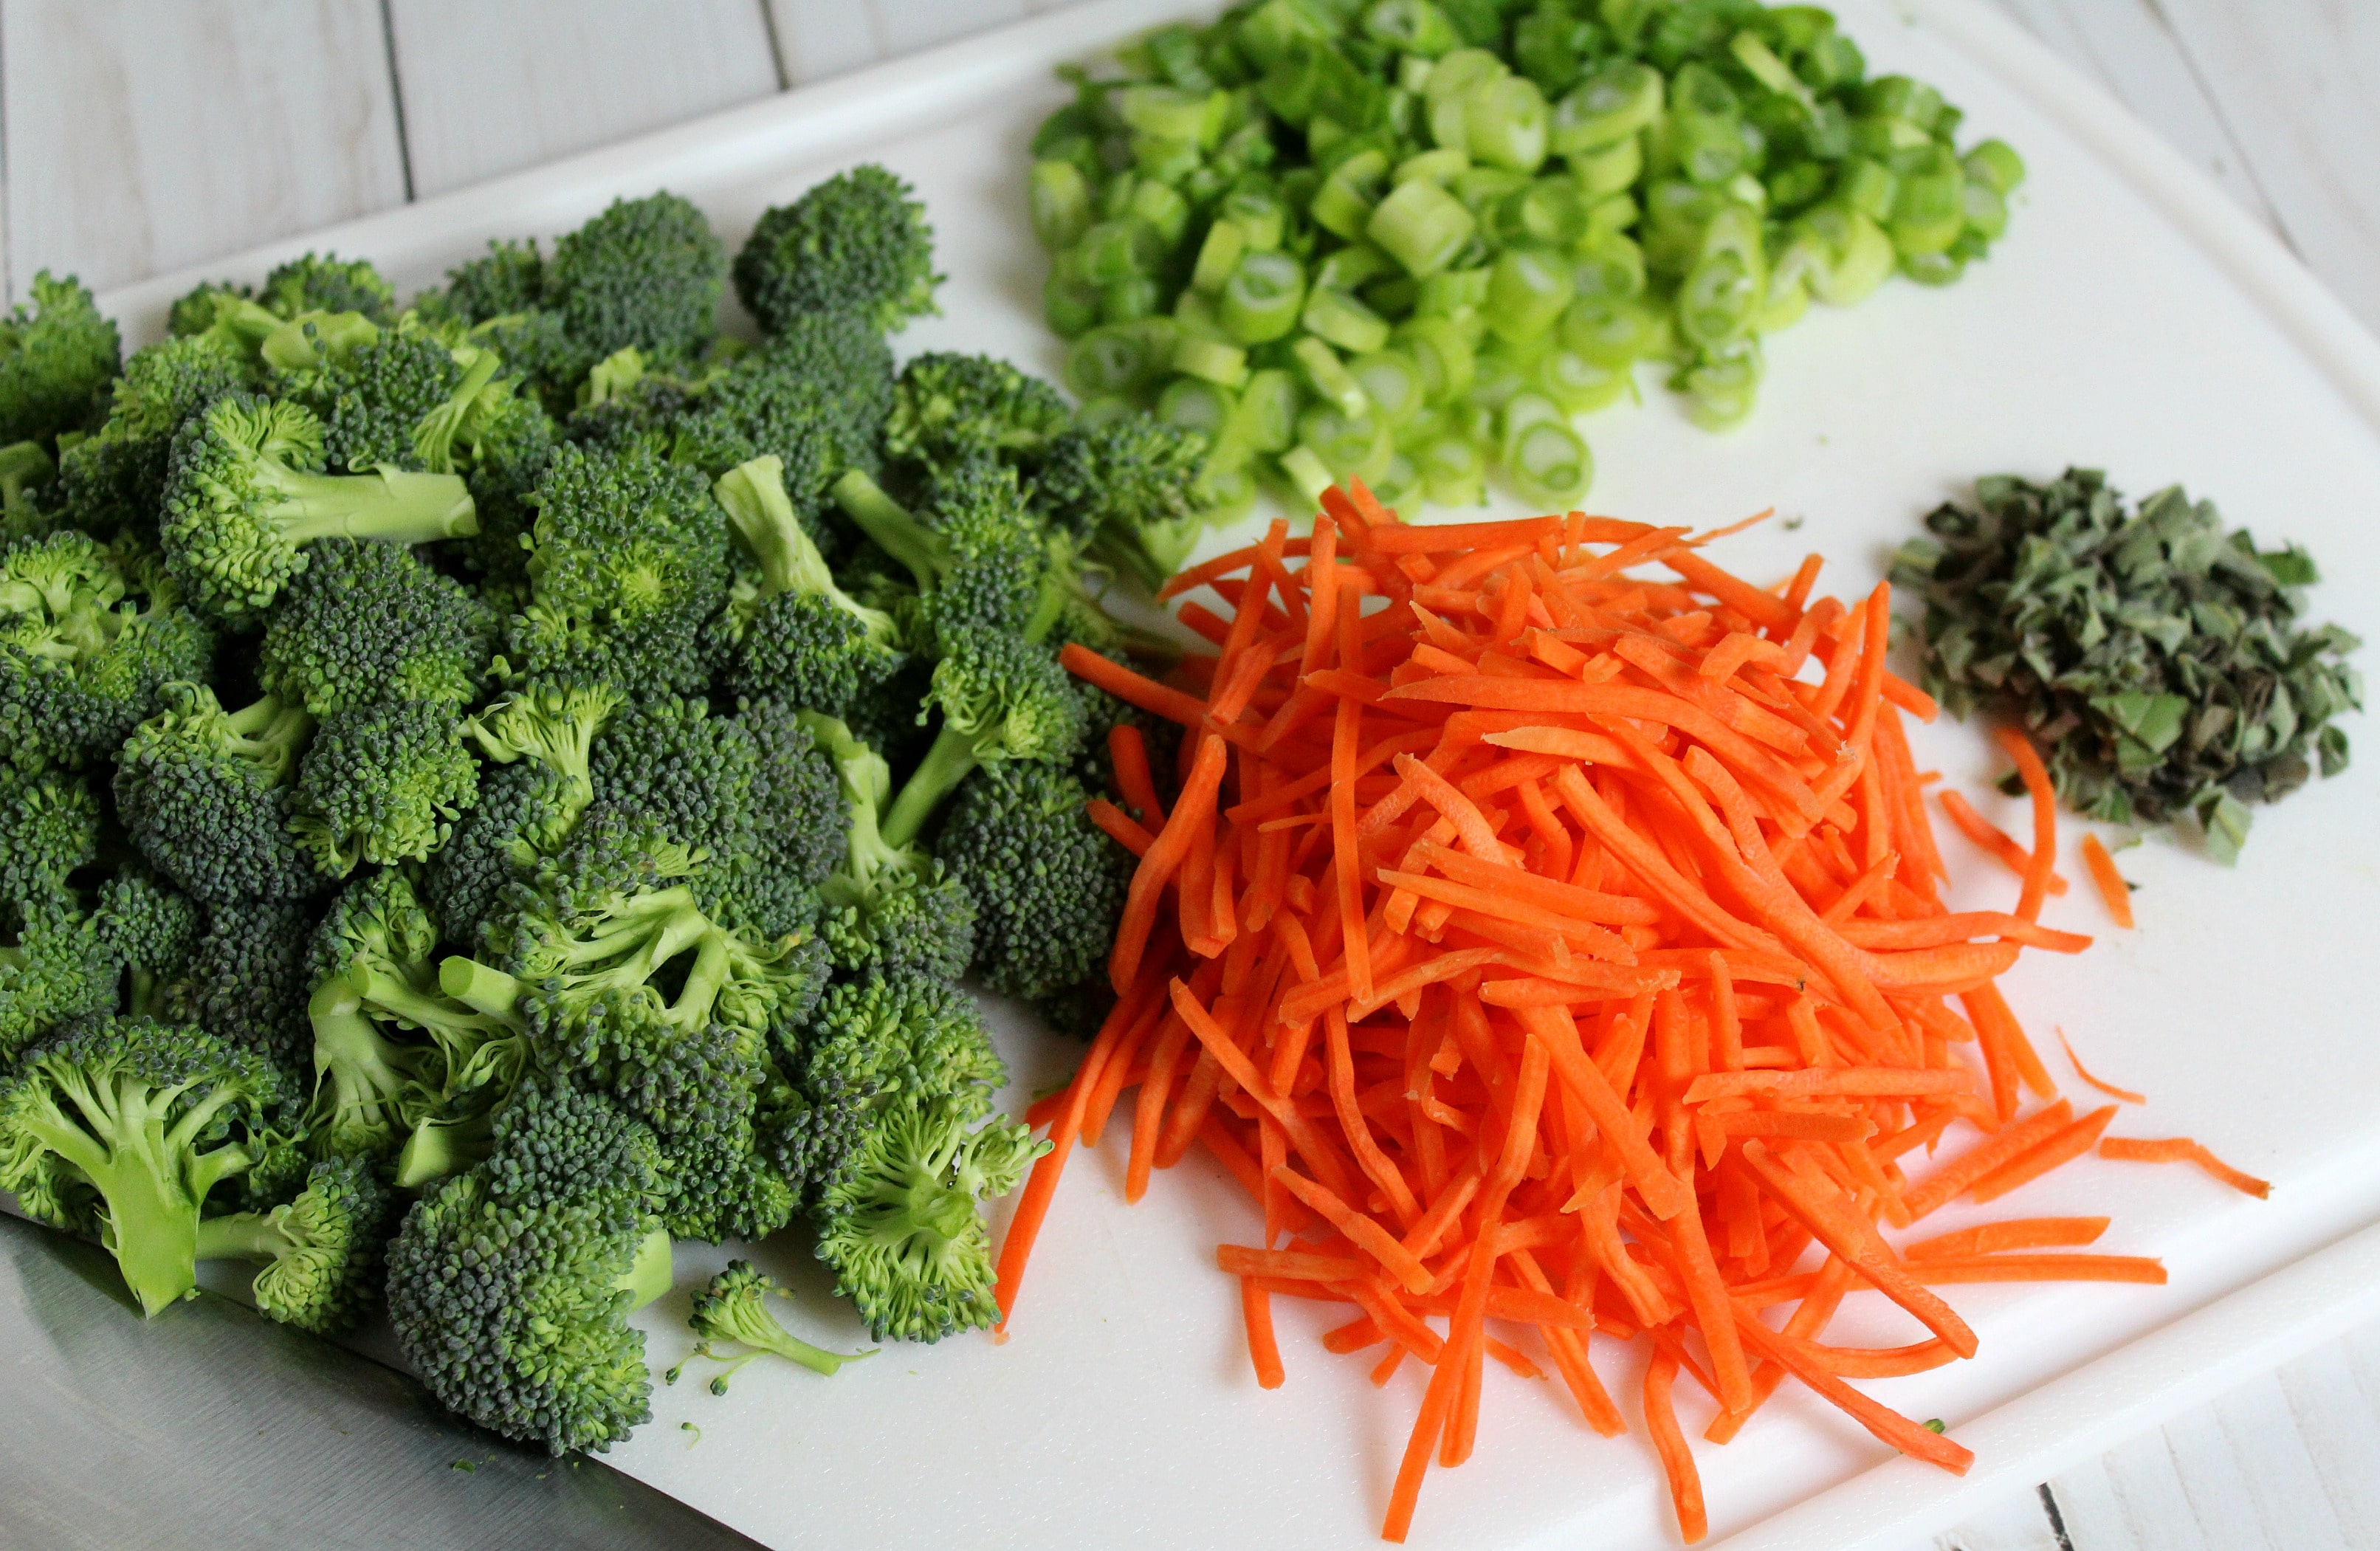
[[258, 538, 496, 714], [878, 625, 1087, 850], [115, 684, 320, 907], [508, 441, 728, 696], [733, 165, 941, 336], [832, 460, 1045, 646], [261, 252, 397, 325], [0, 760, 100, 906], [707, 456, 905, 713], [668, 313, 894, 542], [0, 439, 58, 540], [56, 334, 251, 538], [300, 867, 444, 1160], [801, 712, 974, 981], [885, 352, 1071, 477], [666, 1259, 873, 1393], [193, 1152, 392, 1333], [0, 271, 120, 447], [165, 897, 320, 1076], [811, 1095, 1045, 1344], [289, 700, 481, 876], [938, 758, 1130, 1003], [1036, 413, 1211, 593], [0, 896, 117, 1066], [450, 368, 557, 601], [0, 1014, 289, 1316], [159, 393, 478, 622], [92, 867, 203, 1021], [272, 325, 505, 475], [545, 192, 725, 374]]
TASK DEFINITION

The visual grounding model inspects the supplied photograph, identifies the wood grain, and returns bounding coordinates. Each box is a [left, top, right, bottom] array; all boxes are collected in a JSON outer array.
[[0, 0, 407, 299], [765, 0, 881, 86], [384, 0, 782, 198]]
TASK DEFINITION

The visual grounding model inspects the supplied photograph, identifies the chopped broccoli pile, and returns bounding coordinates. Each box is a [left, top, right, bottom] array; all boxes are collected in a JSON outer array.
[[0, 167, 1176, 1459]]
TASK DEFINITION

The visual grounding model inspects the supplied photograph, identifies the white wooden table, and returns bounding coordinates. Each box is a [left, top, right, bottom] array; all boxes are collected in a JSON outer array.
[[3, 2, 2375, 1546]]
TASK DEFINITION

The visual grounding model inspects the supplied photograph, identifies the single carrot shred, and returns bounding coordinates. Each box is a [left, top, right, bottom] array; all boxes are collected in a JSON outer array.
[[2080, 833, 2135, 928], [2101, 1136, 2271, 1198], [991, 486, 2226, 1542], [2057, 1028, 2145, 1104]]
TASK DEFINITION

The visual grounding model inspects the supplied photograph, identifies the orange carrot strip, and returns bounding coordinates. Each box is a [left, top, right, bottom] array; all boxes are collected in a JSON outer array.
[[1110, 735, 1228, 992], [1684, 1068, 1974, 1104], [2100, 1136, 2272, 1198], [1968, 1104, 2118, 1203], [1170, 982, 1360, 1202], [1644, 1347, 1709, 1544], [1731, 1311, 1973, 1473], [1837, 914, 2091, 953], [1904, 1217, 2111, 1260], [1739, 1141, 1978, 1358], [1241, 1277, 1286, 1388], [2079, 832, 2134, 928], [1060, 642, 1212, 732], [2057, 1028, 2145, 1104], [1216, 1245, 1366, 1281], [1512, 1004, 1691, 1219], [1994, 727, 2058, 923], [1087, 797, 1155, 856], [1325, 1008, 1423, 1228], [1110, 724, 1166, 825], [1900, 1099, 2076, 1219], [1910, 1254, 2167, 1285], [1939, 789, 2071, 895]]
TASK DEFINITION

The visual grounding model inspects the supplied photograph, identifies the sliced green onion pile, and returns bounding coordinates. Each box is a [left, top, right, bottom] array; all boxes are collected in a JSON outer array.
[[1030, 0, 2023, 519]]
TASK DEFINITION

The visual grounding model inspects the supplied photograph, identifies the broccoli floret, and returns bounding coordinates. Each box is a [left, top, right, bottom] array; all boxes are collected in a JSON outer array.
[[801, 713, 974, 981], [811, 1095, 1045, 1344], [258, 539, 496, 714], [193, 1152, 391, 1332], [733, 165, 940, 336], [0, 760, 100, 905], [1037, 414, 1210, 593], [878, 625, 1088, 850], [938, 759, 1130, 1003], [545, 193, 725, 374], [115, 684, 320, 907], [707, 456, 905, 713], [0, 529, 217, 770], [158, 394, 478, 622], [300, 867, 444, 1160], [165, 898, 319, 1076], [885, 352, 1071, 478], [261, 253, 398, 325], [92, 868, 203, 1020], [833, 461, 1046, 644], [421, 239, 546, 324], [289, 700, 481, 876], [57, 334, 251, 538], [0, 272, 120, 446], [385, 1072, 673, 1455], [272, 325, 505, 475], [561, 346, 706, 457], [666, 1259, 873, 1393], [669, 313, 894, 541], [508, 441, 728, 696], [0, 896, 116, 1065], [0, 1014, 289, 1316], [0, 440, 58, 540], [449, 368, 557, 602]]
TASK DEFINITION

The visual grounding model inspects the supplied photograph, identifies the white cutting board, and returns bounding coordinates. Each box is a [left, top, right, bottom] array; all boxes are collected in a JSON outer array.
[[93, 1, 2380, 1547]]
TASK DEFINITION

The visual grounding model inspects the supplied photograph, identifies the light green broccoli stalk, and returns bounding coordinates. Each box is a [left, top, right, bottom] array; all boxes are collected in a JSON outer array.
[[666, 1259, 874, 1394]]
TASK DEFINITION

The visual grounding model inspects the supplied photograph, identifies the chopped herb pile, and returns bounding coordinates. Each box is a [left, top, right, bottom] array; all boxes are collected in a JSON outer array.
[[1894, 467, 2362, 862]]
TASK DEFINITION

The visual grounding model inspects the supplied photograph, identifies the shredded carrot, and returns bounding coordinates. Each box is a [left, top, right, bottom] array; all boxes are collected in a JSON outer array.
[[2079, 833, 2135, 928], [2101, 1136, 2271, 1198], [990, 489, 2226, 1543], [2057, 1028, 2145, 1104]]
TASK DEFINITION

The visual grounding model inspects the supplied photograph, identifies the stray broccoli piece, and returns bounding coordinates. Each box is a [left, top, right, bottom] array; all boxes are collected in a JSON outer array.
[[261, 253, 397, 325], [92, 867, 203, 1020], [812, 1095, 1046, 1344], [667, 1259, 873, 1392], [545, 193, 726, 374], [57, 334, 251, 537], [509, 441, 729, 696], [0, 760, 100, 905], [258, 537, 498, 713], [939, 759, 1130, 1003], [115, 684, 320, 907], [833, 461, 1047, 644], [0, 529, 217, 771], [166, 897, 320, 1076], [708, 456, 906, 714], [885, 352, 1071, 477], [194, 1152, 391, 1333], [1036, 414, 1210, 593], [734, 165, 941, 337], [802, 713, 975, 981], [0, 1014, 289, 1316], [0, 895, 117, 1066], [159, 394, 478, 622], [0, 272, 120, 447], [880, 625, 1087, 849], [385, 1072, 673, 1455], [290, 700, 481, 876]]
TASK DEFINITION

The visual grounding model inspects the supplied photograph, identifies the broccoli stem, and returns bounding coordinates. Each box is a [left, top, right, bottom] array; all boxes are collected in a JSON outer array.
[[720, 458, 898, 639], [439, 957, 523, 1020], [251, 461, 478, 546], [617, 1227, 674, 1308], [193, 1209, 298, 1263], [307, 980, 418, 1149], [877, 721, 982, 851], [830, 469, 944, 590], [223, 693, 316, 783], [393, 1112, 493, 1190], [410, 347, 504, 473]]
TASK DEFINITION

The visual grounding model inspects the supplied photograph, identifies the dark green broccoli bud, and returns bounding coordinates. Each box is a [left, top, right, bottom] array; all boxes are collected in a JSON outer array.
[[194, 1152, 392, 1333], [508, 441, 728, 696], [0, 528, 218, 770], [450, 369, 557, 600], [833, 461, 1045, 645], [561, 346, 705, 457], [385, 1073, 672, 1454], [545, 192, 725, 374], [878, 625, 1089, 850], [422, 238, 547, 323], [1038, 414, 1210, 593], [115, 684, 320, 907], [0, 272, 120, 446], [0, 895, 117, 1066], [166, 897, 319, 1074], [0, 440, 58, 540], [0, 1014, 289, 1316], [92, 868, 203, 1020], [290, 700, 481, 876], [260, 252, 397, 325], [57, 334, 252, 538], [733, 165, 940, 336], [158, 394, 478, 622], [707, 456, 905, 712], [666, 1259, 873, 1392], [272, 325, 505, 475], [168, 281, 256, 341], [0, 760, 100, 906], [938, 759, 1130, 1003], [812, 1096, 1046, 1344], [885, 352, 1070, 477], [258, 538, 497, 713], [800, 713, 974, 981]]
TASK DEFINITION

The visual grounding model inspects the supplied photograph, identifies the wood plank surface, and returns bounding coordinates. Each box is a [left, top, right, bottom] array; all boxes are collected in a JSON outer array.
[[764, 1, 881, 87], [0, 0, 407, 298], [383, 0, 783, 198], [865, 0, 1031, 56]]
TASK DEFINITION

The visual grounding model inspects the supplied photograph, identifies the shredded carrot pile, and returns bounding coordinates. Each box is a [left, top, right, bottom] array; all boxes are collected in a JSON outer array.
[[994, 482, 2246, 1544]]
